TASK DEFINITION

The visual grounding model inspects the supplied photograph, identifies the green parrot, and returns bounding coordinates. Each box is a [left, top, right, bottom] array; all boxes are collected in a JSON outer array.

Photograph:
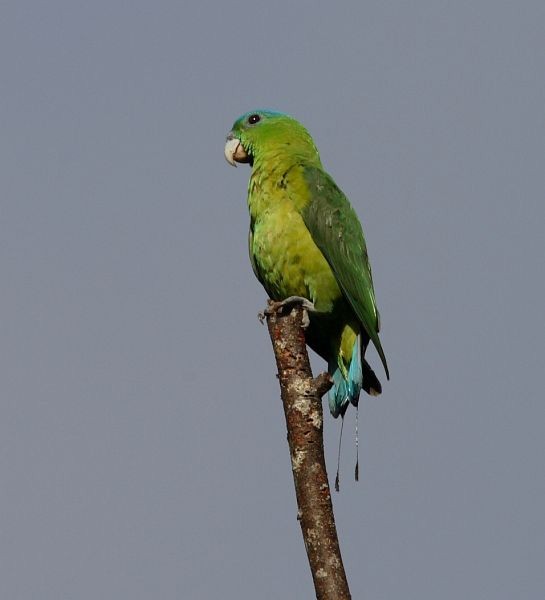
[[225, 110, 389, 418]]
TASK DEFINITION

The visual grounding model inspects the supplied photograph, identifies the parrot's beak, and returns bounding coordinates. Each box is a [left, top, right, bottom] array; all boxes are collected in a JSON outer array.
[[224, 133, 250, 166]]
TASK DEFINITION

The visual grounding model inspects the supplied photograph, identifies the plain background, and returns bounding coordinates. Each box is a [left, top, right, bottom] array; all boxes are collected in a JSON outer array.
[[1, 1, 544, 598]]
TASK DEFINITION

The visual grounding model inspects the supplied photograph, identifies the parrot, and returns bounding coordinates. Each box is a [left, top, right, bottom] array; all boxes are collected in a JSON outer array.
[[224, 110, 389, 419]]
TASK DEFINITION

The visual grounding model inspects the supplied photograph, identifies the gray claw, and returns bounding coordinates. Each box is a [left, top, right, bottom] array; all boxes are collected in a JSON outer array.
[[258, 296, 316, 327], [277, 296, 316, 313]]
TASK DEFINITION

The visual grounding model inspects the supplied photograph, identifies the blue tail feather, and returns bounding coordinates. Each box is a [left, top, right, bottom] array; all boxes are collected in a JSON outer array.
[[328, 335, 363, 418], [347, 334, 363, 402], [328, 365, 349, 418]]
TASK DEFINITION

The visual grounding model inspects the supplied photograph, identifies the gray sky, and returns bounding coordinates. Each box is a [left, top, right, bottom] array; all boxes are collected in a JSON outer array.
[[1, 1, 544, 598]]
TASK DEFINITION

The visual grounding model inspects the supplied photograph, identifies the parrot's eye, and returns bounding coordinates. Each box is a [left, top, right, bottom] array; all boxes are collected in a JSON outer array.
[[248, 114, 261, 125]]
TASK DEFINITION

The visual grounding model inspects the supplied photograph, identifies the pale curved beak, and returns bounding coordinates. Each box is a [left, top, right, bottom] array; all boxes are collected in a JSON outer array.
[[224, 133, 250, 166]]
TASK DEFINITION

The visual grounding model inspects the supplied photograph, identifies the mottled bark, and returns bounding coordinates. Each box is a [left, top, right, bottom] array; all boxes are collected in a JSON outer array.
[[264, 301, 351, 600]]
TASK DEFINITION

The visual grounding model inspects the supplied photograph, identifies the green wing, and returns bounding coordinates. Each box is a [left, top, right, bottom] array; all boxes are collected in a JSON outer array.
[[301, 166, 389, 379]]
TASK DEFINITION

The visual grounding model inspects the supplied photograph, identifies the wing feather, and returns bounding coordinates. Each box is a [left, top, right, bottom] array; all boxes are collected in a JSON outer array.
[[301, 166, 389, 379]]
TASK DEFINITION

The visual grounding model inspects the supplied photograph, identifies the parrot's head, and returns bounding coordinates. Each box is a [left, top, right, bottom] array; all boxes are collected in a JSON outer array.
[[224, 110, 321, 168]]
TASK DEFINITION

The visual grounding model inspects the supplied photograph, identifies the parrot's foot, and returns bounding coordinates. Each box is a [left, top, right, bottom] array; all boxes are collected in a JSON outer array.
[[258, 296, 316, 328]]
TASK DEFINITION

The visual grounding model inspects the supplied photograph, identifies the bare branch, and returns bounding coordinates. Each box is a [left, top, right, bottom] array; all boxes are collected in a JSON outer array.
[[265, 302, 351, 600]]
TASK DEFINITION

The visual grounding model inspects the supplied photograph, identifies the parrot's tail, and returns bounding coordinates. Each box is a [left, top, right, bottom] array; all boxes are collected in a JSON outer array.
[[328, 335, 382, 418]]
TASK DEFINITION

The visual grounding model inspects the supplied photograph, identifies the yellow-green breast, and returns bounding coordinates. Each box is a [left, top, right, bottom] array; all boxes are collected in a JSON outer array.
[[248, 164, 359, 371]]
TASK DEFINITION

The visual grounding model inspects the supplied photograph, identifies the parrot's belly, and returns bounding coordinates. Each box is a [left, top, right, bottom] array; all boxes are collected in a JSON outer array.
[[251, 211, 342, 313]]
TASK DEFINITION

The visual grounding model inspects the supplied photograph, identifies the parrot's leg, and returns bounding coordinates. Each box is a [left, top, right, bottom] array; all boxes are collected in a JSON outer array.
[[258, 296, 316, 328]]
